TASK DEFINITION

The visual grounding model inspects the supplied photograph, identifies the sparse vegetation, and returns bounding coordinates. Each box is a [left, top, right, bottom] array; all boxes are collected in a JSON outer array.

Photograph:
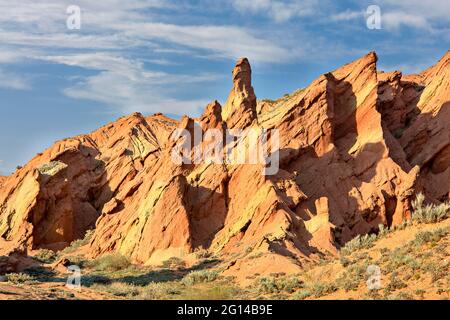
[[5, 273, 35, 284], [260, 88, 306, 106], [255, 276, 303, 294], [335, 262, 368, 292], [59, 229, 95, 256], [308, 282, 338, 298], [88, 254, 131, 272], [2, 204, 449, 301], [412, 193, 450, 224], [181, 270, 219, 286], [341, 233, 377, 256], [193, 247, 213, 260], [292, 289, 312, 300], [37, 161, 67, 176], [161, 257, 186, 269], [411, 227, 449, 246], [33, 249, 57, 264]]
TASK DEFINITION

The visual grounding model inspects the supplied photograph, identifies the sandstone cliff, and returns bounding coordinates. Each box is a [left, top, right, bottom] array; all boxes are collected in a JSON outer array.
[[0, 52, 448, 275]]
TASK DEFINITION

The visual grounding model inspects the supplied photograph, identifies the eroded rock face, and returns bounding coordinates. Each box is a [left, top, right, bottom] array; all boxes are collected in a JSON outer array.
[[0, 52, 448, 273], [399, 52, 450, 202], [221, 58, 257, 129]]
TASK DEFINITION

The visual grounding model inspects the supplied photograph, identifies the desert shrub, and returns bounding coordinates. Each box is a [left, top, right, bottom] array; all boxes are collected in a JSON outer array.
[[412, 193, 450, 224], [335, 262, 368, 292], [421, 261, 449, 283], [64, 255, 88, 267], [309, 282, 338, 298], [95, 282, 141, 297], [415, 289, 426, 299], [341, 233, 377, 255], [181, 270, 219, 286], [161, 257, 186, 269], [248, 252, 265, 260], [388, 292, 414, 300], [292, 289, 312, 300], [378, 224, 390, 237], [193, 248, 212, 260], [384, 272, 407, 292], [365, 290, 383, 300], [180, 284, 242, 300], [339, 256, 352, 267], [37, 161, 67, 176], [88, 254, 131, 272], [256, 276, 303, 294], [5, 273, 35, 284], [140, 282, 181, 299], [385, 249, 420, 272], [34, 249, 57, 264], [59, 229, 95, 255], [411, 228, 449, 246]]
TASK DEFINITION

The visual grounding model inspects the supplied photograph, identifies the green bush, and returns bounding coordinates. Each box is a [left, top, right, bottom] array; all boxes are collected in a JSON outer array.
[[385, 272, 407, 292], [309, 282, 338, 298], [59, 229, 95, 255], [181, 270, 219, 286], [335, 262, 368, 292], [95, 282, 141, 297], [34, 249, 57, 264], [5, 273, 35, 284], [412, 193, 450, 224], [161, 257, 186, 269], [341, 233, 377, 255], [411, 228, 449, 246], [256, 276, 303, 294], [378, 224, 389, 237], [140, 282, 181, 299], [88, 254, 131, 272], [292, 289, 312, 300], [37, 161, 67, 176], [193, 248, 212, 260]]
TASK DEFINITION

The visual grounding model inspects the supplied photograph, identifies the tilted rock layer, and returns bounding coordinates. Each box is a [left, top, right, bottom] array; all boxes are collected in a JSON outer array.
[[0, 52, 449, 273]]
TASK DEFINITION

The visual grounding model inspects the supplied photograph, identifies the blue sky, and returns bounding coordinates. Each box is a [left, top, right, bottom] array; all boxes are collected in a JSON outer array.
[[0, 0, 449, 175]]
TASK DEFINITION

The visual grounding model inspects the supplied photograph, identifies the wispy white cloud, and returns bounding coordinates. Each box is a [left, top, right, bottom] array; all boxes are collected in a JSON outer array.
[[378, 0, 450, 22], [0, 69, 30, 90], [0, 1, 291, 62], [40, 52, 214, 115], [231, 0, 320, 22], [0, 0, 298, 115], [363, 0, 449, 31], [330, 10, 364, 22], [117, 22, 291, 62], [381, 11, 429, 30]]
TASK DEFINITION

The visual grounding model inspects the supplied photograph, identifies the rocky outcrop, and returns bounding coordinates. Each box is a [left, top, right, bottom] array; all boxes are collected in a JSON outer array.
[[399, 52, 450, 202], [0, 113, 168, 254], [221, 58, 257, 129], [0, 52, 448, 275]]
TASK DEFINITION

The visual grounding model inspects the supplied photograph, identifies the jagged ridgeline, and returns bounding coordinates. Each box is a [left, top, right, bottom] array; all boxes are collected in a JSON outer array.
[[0, 52, 449, 278]]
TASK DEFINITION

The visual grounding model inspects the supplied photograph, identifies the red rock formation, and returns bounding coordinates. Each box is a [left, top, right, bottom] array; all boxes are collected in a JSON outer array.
[[399, 51, 450, 202], [0, 52, 448, 275], [221, 58, 257, 129]]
